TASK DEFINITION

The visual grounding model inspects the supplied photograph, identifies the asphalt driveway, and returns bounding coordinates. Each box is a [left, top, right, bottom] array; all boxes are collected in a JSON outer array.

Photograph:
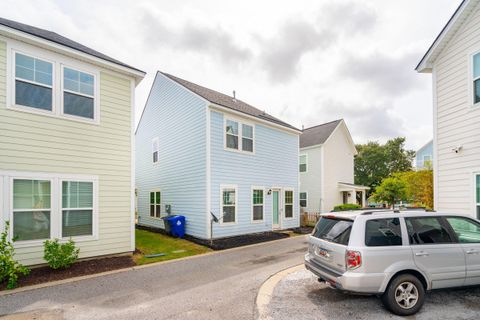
[[266, 268, 480, 320]]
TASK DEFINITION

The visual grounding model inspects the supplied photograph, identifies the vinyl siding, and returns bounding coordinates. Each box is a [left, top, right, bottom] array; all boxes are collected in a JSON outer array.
[[135, 73, 207, 238], [210, 109, 299, 238], [0, 39, 134, 265], [299, 146, 323, 212], [433, 2, 480, 215]]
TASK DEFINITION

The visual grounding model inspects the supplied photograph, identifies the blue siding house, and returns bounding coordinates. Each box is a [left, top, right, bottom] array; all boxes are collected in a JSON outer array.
[[415, 140, 433, 170], [135, 72, 301, 239]]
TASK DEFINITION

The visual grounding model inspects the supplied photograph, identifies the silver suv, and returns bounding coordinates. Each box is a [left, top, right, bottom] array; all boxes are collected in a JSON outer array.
[[304, 209, 480, 316]]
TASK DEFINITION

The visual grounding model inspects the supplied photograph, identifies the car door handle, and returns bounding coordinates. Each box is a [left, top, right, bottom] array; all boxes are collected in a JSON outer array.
[[415, 251, 429, 257], [466, 249, 479, 255]]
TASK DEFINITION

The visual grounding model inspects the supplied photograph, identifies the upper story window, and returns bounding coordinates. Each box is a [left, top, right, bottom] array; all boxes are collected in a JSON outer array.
[[63, 67, 95, 119], [14, 52, 53, 112], [225, 119, 254, 153], [299, 155, 307, 172], [152, 138, 159, 164], [473, 53, 480, 105]]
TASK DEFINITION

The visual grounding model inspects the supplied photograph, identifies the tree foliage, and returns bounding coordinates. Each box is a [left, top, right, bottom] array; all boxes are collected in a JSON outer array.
[[371, 176, 407, 207], [396, 170, 434, 209], [0, 222, 30, 289]]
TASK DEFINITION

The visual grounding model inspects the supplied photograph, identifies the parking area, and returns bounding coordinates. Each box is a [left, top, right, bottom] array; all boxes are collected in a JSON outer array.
[[265, 268, 480, 320]]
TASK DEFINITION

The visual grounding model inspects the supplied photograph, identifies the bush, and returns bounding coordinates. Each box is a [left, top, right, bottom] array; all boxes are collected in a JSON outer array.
[[44, 239, 80, 269], [332, 204, 362, 212], [0, 222, 30, 289]]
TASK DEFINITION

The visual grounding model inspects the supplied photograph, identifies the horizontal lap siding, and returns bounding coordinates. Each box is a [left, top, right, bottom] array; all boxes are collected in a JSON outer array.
[[434, 3, 480, 216], [299, 147, 323, 212], [0, 38, 133, 265], [210, 110, 299, 238], [135, 74, 207, 238]]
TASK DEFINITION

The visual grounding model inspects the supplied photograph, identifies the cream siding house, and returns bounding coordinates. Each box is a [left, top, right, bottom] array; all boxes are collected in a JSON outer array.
[[0, 17, 145, 265], [416, 0, 480, 218], [299, 119, 368, 213]]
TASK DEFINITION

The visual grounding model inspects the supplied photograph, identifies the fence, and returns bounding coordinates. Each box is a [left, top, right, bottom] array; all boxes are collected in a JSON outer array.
[[300, 212, 322, 227]]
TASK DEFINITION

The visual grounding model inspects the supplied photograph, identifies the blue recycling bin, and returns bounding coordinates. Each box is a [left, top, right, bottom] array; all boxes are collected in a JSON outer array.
[[166, 215, 186, 238]]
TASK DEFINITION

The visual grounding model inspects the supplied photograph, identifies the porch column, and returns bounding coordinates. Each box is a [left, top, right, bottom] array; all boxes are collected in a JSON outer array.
[[362, 190, 366, 208]]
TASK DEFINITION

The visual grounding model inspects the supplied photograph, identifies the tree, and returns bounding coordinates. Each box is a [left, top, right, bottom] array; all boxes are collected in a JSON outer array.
[[355, 137, 414, 195], [396, 170, 433, 209], [371, 176, 407, 207]]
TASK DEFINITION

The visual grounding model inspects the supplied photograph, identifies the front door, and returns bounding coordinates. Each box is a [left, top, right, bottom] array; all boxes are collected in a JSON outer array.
[[272, 190, 280, 229]]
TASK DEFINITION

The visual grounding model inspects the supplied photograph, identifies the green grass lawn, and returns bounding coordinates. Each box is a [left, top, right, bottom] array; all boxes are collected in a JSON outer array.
[[134, 229, 212, 265]]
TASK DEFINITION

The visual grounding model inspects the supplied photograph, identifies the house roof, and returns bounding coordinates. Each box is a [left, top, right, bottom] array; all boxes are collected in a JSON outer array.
[[416, 0, 479, 72], [0, 16, 145, 75], [159, 72, 300, 132], [416, 139, 433, 153], [299, 119, 342, 148]]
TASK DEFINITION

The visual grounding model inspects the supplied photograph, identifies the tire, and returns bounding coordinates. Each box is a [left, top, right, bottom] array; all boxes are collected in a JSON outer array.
[[381, 274, 425, 316]]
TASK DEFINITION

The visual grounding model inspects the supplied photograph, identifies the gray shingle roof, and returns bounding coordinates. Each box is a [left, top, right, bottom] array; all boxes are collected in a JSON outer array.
[[160, 72, 300, 131], [300, 119, 342, 148], [0, 16, 145, 74]]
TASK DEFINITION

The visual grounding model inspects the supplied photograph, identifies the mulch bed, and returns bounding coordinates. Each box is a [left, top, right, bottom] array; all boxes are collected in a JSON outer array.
[[1, 256, 135, 291], [291, 226, 314, 234], [186, 231, 290, 250]]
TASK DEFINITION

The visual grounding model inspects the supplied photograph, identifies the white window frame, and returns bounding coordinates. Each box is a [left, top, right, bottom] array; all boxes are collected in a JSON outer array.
[[60, 64, 99, 122], [1, 170, 98, 248], [475, 173, 480, 220], [149, 190, 162, 218], [6, 38, 101, 125], [251, 186, 265, 223], [299, 154, 308, 173], [220, 184, 238, 225], [224, 117, 255, 154], [152, 137, 159, 164], [299, 191, 308, 208], [284, 188, 294, 219]]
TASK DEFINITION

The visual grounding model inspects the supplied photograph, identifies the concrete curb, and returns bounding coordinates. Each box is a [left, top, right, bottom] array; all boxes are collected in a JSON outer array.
[[1, 235, 307, 297], [255, 264, 305, 320]]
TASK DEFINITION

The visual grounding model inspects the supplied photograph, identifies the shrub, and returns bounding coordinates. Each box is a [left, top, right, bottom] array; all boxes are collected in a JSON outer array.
[[44, 239, 80, 269], [332, 204, 362, 212], [0, 222, 30, 289]]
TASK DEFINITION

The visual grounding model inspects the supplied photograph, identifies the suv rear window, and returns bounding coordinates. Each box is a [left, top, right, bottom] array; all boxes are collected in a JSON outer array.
[[365, 218, 402, 246], [313, 217, 352, 245]]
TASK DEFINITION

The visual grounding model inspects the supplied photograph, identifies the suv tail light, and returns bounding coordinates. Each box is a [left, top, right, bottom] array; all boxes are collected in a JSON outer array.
[[346, 250, 362, 270]]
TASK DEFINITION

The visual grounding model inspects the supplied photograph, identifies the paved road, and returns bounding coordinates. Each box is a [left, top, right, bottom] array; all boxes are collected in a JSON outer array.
[[0, 236, 307, 320], [267, 269, 480, 320]]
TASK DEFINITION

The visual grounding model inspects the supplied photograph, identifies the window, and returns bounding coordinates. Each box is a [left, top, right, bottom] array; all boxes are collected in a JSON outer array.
[[252, 188, 264, 221], [313, 217, 352, 245], [299, 155, 307, 172], [446, 217, 480, 244], [299, 192, 307, 208], [423, 155, 432, 168], [474, 52, 480, 104], [62, 181, 93, 237], [150, 191, 161, 218], [12, 179, 51, 241], [405, 217, 454, 245], [285, 190, 293, 218], [222, 187, 236, 223], [365, 218, 402, 247], [63, 67, 95, 119], [476, 174, 480, 219], [152, 138, 159, 164], [14, 52, 53, 111], [225, 119, 254, 153]]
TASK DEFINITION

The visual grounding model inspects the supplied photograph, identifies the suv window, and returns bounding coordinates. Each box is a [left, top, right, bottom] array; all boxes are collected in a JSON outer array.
[[405, 217, 454, 245], [365, 218, 402, 246], [313, 218, 352, 245], [446, 217, 480, 243]]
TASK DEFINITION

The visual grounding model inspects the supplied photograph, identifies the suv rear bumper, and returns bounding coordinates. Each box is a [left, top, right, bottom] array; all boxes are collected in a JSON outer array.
[[304, 253, 387, 294]]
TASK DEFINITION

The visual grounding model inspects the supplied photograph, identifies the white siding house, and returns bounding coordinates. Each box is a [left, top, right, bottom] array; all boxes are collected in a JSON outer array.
[[299, 119, 368, 213], [416, 0, 480, 218], [136, 72, 301, 239]]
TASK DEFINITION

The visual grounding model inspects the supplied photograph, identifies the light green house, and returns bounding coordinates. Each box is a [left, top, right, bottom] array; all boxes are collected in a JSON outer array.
[[0, 17, 145, 265]]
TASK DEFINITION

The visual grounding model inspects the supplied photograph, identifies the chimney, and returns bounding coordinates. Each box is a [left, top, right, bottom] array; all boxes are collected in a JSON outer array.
[[232, 90, 236, 102]]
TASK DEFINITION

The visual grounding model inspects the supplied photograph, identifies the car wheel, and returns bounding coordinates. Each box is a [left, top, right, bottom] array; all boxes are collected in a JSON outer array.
[[381, 274, 425, 316]]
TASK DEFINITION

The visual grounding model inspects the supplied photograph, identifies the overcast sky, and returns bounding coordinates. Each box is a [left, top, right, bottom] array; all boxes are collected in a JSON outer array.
[[3, 0, 463, 149]]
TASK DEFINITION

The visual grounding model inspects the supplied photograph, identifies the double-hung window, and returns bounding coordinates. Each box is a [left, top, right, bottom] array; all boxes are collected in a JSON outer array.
[[12, 179, 51, 241], [150, 191, 161, 218], [152, 138, 159, 164], [474, 53, 480, 105], [14, 52, 53, 111], [285, 190, 293, 218], [299, 155, 307, 172], [299, 192, 307, 208], [222, 187, 236, 223], [252, 188, 264, 221], [62, 181, 93, 237], [63, 67, 95, 119], [225, 119, 254, 153]]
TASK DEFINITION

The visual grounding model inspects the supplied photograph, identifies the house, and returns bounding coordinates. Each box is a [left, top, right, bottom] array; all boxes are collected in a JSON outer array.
[[299, 119, 368, 213], [416, 0, 480, 218], [135, 72, 301, 239], [0, 17, 145, 265], [415, 140, 433, 170]]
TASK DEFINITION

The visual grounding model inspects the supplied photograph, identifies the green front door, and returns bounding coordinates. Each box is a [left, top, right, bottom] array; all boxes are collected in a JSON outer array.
[[273, 190, 279, 227]]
